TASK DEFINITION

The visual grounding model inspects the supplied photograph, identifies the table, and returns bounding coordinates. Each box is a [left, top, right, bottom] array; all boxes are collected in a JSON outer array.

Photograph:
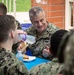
[[16, 51, 50, 70], [22, 57, 50, 70]]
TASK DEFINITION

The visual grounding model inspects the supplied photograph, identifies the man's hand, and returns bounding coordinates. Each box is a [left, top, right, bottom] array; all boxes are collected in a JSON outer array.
[[42, 46, 51, 58]]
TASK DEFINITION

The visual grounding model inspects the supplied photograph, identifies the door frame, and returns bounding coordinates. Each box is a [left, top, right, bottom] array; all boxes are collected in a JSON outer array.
[[65, 0, 74, 30]]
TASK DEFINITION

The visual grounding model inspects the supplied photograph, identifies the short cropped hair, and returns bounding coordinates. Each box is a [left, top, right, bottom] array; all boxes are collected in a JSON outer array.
[[0, 15, 16, 43], [29, 6, 45, 18], [50, 30, 68, 57], [0, 2, 7, 15]]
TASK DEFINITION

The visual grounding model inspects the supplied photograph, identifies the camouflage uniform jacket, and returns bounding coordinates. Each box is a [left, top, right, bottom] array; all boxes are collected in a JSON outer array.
[[26, 23, 59, 60], [0, 48, 29, 75], [29, 58, 64, 75]]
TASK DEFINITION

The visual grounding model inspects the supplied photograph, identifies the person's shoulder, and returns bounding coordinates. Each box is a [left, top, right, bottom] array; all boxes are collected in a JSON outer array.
[[29, 62, 52, 75], [30, 61, 60, 75], [0, 48, 28, 75], [30, 58, 64, 75], [48, 22, 59, 29], [26, 25, 36, 34], [47, 22, 60, 34], [27, 25, 35, 31]]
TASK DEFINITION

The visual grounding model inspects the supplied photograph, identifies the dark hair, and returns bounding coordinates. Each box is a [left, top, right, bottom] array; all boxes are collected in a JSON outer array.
[[16, 20, 22, 29], [0, 2, 7, 15], [50, 30, 68, 57], [0, 15, 16, 43]]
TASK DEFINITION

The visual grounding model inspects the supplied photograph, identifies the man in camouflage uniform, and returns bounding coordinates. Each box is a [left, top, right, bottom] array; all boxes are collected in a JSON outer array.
[[0, 15, 29, 75], [29, 30, 68, 75], [26, 6, 59, 60], [0, 2, 23, 53]]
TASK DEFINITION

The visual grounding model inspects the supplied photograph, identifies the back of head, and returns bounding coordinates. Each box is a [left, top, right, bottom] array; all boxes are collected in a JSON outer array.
[[0, 15, 16, 43], [50, 29, 68, 57], [0, 2, 7, 15], [29, 6, 45, 19]]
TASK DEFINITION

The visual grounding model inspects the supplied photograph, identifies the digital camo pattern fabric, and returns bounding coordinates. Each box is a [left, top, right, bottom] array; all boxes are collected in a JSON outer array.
[[64, 32, 74, 75], [29, 58, 64, 75], [0, 48, 29, 75], [26, 23, 59, 60]]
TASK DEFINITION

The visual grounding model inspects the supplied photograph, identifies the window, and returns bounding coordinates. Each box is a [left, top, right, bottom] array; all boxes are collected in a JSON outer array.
[[65, 0, 74, 30]]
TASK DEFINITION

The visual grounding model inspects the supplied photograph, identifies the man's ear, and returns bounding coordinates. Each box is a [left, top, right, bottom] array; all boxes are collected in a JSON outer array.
[[10, 31, 15, 38]]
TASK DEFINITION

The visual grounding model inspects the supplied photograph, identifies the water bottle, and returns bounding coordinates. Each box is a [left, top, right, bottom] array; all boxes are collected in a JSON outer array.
[[18, 34, 36, 44], [16, 51, 23, 61]]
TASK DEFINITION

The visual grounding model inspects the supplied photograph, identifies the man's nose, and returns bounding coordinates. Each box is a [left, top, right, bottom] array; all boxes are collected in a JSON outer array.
[[38, 21, 42, 26]]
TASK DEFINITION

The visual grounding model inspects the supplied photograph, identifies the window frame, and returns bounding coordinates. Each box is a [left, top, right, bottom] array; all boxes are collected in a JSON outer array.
[[65, 0, 74, 30]]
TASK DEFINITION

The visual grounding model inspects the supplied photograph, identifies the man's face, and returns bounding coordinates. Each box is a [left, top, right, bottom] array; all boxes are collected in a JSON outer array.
[[30, 12, 48, 33]]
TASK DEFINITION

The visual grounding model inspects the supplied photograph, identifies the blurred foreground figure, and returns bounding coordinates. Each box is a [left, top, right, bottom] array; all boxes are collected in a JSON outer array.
[[0, 15, 29, 75], [58, 30, 74, 75]]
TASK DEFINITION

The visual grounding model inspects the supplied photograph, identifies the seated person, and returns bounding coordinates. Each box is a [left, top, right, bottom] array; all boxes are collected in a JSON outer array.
[[15, 6, 59, 59], [58, 30, 74, 75], [26, 6, 59, 60], [0, 15, 29, 75], [29, 29, 68, 75], [0, 2, 7, 15], [0, 2, 25, 54]]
